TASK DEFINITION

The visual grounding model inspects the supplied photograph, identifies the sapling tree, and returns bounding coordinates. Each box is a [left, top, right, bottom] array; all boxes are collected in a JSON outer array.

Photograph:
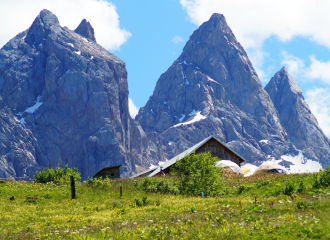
[[170, 152, 223, 196]]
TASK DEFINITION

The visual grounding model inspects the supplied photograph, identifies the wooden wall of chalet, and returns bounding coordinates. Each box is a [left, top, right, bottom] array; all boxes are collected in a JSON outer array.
[[94, 167, 120, 179], [195, 138, 242, 166]]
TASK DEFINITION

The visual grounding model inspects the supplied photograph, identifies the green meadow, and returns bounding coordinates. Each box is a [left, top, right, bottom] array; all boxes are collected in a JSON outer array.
[[1, 171, 330, 239]]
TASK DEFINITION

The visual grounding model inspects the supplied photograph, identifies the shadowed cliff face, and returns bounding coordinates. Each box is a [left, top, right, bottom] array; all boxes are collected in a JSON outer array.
[[265, 67, 330, 163], [136, 13, 330, 167], [0, 9, 161, 179]]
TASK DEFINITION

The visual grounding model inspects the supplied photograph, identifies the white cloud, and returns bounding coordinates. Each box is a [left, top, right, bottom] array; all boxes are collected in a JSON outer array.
[[305, 88, 330, 137], [180, 0, 330, 80], [172, 35, 184, 44], [281, 52, 330, 84], [180, 0, 330, 50], [281, 51, 305, 79], [305, 56, 330, 84], [0, 0, 131, 51], [129, 98, 139, 119]]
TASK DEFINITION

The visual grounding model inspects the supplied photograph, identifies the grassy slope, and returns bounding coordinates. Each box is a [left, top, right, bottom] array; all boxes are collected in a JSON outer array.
[[0, 174, 330, 239]]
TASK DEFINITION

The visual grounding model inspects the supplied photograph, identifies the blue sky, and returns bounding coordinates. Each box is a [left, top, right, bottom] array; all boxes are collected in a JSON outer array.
[[111, 0, 196, 107], [0, 0, 330, 137]]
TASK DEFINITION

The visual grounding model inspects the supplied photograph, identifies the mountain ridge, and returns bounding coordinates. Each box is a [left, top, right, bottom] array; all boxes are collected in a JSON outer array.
[[0, 10, 329, 179], [136, 13, 328, 171], [0, 9, 161, 179]]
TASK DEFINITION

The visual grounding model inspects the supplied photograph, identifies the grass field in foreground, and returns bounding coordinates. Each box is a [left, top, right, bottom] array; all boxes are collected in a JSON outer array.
[[1, 173, 330, 239]]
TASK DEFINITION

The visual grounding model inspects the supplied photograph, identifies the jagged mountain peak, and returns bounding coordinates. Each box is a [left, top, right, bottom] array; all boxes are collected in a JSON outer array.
[[265, 68, 330, 159], [136, 13, 288, 164], [266, 67, 302, 96], [38, 9, 60, 26], [29, 9, 60, 33], [74, 19, 96, 42], [0, 9, 159, 179]]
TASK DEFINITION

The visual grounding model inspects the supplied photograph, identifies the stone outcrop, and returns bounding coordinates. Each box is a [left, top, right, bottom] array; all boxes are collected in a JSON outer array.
[[74, 19, 96, 42]]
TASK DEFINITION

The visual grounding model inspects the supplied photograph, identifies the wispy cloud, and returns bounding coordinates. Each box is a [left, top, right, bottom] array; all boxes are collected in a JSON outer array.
[[306, 88, 330, 137], [180, 0, 330, 50], [305, 56, 330, 84], [129, 98, 139, 119], [0, 0, 131, 51], [172, 35, 184, 44], [281, 51, 330, 84], [281, 51, 305, 79]]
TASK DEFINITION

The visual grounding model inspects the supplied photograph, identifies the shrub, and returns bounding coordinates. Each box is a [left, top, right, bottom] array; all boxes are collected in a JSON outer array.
[[134, 177, 179, 195], [283, 182, 295, 196], [312, 173, 321, 189], [134, 196, 148, 207], [297, 181, 306, 193], [237, 185, 246, 194], [34, 164, 81, 184], [296, 200, 308, 210], [170, 152, 223, 196], [256, 180, 270, 188], [319, 167, 330, 188], [86, 177, 111, 189]]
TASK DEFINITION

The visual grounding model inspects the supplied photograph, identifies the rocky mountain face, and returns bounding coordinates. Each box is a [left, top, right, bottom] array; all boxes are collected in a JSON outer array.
[[136, 13, 330, 168], [0, 9, 160, 179], [1, 11, 329, 179], [265, 67, 330, 164]]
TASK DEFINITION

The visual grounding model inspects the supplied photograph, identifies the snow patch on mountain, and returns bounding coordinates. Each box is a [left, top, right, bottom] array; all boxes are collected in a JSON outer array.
[[16, 96, 43, 128], [172, 112, 206, 128], [281, 152, 322, 173], [208, 77, 217, 83], [24, 96, 43, 113]]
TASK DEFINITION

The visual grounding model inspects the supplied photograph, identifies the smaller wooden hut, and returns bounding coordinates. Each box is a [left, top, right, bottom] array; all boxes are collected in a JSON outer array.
[[94, 164, 122, 179]]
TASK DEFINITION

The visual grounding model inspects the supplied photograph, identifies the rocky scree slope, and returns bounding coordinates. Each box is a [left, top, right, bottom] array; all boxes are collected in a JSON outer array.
[[136, 13, 330, 167], [0, 9, 160, 179]]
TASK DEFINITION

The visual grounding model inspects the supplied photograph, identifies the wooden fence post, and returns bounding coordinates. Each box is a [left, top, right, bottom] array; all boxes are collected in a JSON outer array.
[[70, 176, 76, 199]]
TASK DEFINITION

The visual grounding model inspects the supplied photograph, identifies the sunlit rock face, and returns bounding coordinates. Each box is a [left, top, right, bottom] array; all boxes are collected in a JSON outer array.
[[265, 67, 330, 165], [1, 11, 329, 179], [0, 9, 161, 179], [136, 13, 330, 170]]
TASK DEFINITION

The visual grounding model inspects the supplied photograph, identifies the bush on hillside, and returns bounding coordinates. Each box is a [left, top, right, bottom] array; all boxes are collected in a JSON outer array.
[[320, 167, 330, 187], [170, 152, 223, 196], [34, 164, 81, 184], [86, 177, 111, 189], [134, 177, 179, 195]]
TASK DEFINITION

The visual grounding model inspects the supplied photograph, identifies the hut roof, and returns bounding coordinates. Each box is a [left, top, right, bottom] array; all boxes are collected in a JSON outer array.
[[131, 135, 246, 178], [129, 167, 157, 178], [93, 164, 122, 178]]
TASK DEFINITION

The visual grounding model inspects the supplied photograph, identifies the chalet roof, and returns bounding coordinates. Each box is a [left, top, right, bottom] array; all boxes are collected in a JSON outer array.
[[132, 135, 246, 178], [93, 164, 122, 178], [129, 166, 157, 178]]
